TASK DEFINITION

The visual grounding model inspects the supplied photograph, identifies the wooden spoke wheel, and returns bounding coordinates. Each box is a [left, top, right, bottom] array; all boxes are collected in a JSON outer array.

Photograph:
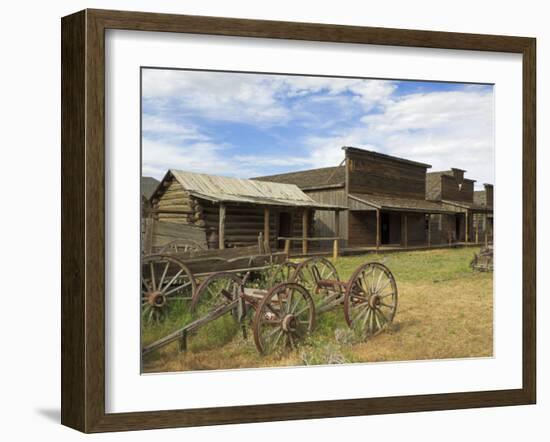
[[344, 262, 398, 338], [253, 282, 315, 355], [191, 272, 243, 320], [156, 239, 205, 254], [291, 257, 342, 312], [267, 261, 298, 286], [141, 255, 196, 323]]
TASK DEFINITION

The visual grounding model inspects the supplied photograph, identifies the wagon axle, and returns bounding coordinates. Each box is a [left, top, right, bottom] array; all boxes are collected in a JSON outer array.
[[146, 291, 167, 307]]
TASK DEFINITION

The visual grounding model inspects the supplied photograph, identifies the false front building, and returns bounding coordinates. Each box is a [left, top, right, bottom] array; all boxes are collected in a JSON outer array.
[[426, 169, 493, 244], [255, 146, 454, 249]]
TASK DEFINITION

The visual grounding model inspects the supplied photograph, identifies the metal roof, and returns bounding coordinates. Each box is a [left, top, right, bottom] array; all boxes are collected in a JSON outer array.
[[349, 193, 454, 214], [168, 170, 345, 210]]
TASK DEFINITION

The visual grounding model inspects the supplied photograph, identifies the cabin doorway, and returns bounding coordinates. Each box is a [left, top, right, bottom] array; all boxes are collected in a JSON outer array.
[[381, 212, 390, 245], [455, 214, 462, 241], [278, 212, 292, 249]]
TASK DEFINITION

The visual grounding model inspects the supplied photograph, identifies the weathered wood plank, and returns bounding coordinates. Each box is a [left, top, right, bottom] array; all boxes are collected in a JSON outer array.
[[219, 204, 226, 249], [302, 210, 308, 255]]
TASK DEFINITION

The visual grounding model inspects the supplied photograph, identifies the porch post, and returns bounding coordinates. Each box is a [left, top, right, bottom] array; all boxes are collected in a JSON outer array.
[[475, 214, 479, 244], [302, 209, 308, 255], [263, 207, 270, 251], [403, 214, 408, 248], [427, 214, 431, 248], [464, 209, 470, 242], [376, 209, 381, 251], [218, 203, 226, 249], [333, 210, 340, 260], [484, 213, 488, 247]]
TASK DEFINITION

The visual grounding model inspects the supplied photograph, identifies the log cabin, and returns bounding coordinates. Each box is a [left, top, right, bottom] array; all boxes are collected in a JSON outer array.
[[255, 146, 454, 250], [148, 170, 344, 251], [426, 170, 493, 245]]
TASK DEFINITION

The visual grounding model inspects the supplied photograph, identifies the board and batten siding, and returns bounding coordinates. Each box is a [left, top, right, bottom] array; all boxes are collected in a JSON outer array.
[[346, 150, 427, 199], [441, 176, 475, 202], [304, 187, 348, 243]]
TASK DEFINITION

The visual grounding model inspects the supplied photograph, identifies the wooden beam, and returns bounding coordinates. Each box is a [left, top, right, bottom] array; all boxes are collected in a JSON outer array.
[[218, 204, 226, 249], [465, 211, 469, 243], [263, 207, 270, 251], [284, 239, 291, 255], [427, 214, 431, 247], [403, 214, 408, 248], [376, 209, 380, 251], [302, 210, 309, 255], [475, 215, 479, 244], [333, 210, 340, 260], [484, 213, 488, 247]]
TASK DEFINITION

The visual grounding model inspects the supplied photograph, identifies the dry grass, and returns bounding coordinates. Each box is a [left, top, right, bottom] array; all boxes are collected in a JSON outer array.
[[142, 247, 493, 373]]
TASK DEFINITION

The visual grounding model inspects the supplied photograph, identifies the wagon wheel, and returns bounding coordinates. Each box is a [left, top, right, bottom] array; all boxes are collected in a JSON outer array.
[[157, 239, 205, 254], [267, 261, 298, 286], [141, 255, 196, 323], [253, 282, 315, 355], [343, 262, 398, 338], [291, 257, 342, 312], [191, 272, 243, 321]]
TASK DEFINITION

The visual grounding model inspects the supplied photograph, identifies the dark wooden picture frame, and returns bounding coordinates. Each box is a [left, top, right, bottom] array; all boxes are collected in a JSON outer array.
[[61, 9, 536, 433]]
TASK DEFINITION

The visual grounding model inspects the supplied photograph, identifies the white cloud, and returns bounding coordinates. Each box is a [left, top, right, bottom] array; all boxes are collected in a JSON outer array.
[[303, 89, 494, 187], [142, 70, 396, 126], [142, 115, 207, 140], [142, 70, 289, 125], [142, 69, 494, 187]]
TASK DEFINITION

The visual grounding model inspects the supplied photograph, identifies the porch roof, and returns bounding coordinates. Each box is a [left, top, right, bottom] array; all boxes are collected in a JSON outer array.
[[349, 193, 454, 214], [441, 200, 493, 213]]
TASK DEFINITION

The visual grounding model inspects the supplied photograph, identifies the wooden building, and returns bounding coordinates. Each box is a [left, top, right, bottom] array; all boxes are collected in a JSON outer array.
[[255, 146, 453, 249], [426, 170, 493, 244], [141, 176, 160, 216], [148, 170, 343, 251], [473, 184, 494, 243]]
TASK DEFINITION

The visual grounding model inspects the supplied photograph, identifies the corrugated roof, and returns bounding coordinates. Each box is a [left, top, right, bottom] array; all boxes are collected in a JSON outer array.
[[169, 170, 345, 210], [253, 165, 345, 190], [349, 193, 453, 214]]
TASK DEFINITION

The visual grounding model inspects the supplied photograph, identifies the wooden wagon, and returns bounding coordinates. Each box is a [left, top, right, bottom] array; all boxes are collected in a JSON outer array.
[[141, 231, 295, 322], [142, 256, 398, 356]]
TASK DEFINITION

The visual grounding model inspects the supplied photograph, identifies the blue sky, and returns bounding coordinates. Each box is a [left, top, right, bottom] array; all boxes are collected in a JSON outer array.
[[141, 69, 494, 188]]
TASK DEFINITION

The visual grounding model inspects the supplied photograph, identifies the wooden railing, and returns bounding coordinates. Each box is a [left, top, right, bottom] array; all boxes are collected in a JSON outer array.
[[277, 236, 342, 259]]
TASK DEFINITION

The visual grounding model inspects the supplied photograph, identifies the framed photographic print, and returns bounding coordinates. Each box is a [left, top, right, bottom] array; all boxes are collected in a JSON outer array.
[[61, 9, 536, 433]]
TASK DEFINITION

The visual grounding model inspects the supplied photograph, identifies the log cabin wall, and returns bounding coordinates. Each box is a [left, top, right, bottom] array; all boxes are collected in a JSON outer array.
[[201, 202, 278, 248], [346, 150, 428, 199], [151, 176, 205, 227]]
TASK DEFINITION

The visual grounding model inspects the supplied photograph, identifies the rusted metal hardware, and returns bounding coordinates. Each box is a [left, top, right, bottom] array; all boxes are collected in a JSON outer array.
[[142, 256, 398, 357]]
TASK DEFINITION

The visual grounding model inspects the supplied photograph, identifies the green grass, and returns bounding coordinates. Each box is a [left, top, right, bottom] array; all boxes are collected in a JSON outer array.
[[142, 247, 492, 373]]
